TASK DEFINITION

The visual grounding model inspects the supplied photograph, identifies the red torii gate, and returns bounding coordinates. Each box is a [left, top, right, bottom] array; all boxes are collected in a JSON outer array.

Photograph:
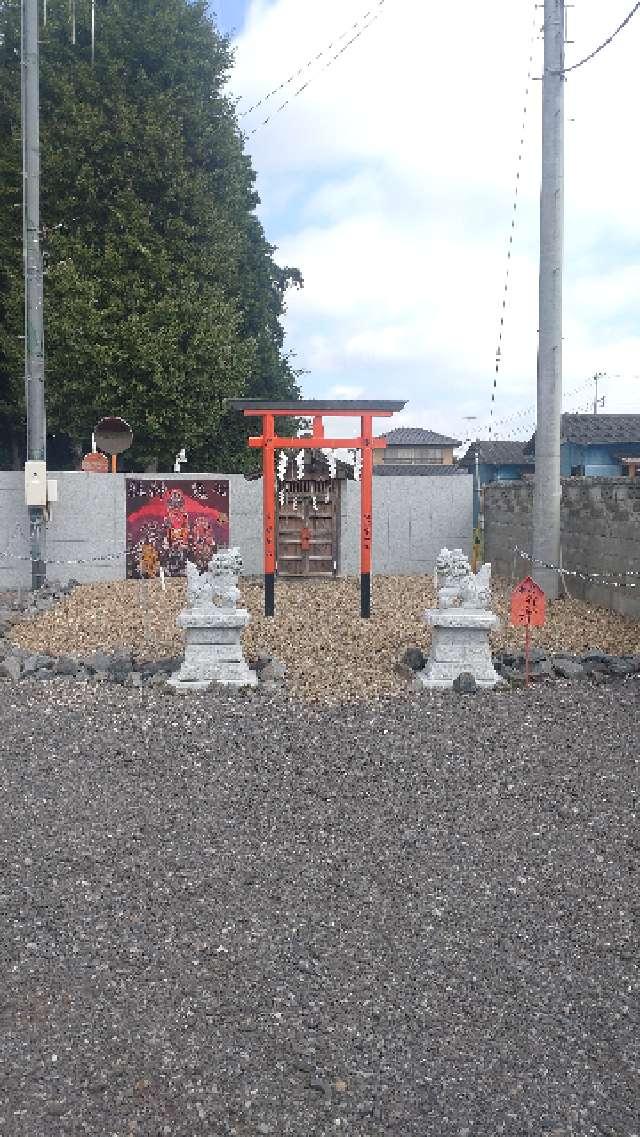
[[229, 399, 406, 617]]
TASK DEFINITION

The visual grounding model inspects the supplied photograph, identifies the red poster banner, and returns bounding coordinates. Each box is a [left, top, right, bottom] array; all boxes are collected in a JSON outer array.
[[126, 479, 229, 579]]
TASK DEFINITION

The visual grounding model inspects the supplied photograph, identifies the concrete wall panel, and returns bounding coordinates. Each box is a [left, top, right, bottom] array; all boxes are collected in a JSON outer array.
[[0, 470, 472, 587], [484, 477, 640, 617]]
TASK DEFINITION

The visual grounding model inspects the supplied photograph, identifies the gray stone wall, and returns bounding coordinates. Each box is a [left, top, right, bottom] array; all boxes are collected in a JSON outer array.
[[0, 470, 471, 587], [0, 472, 127, 590], [339, 474, 473, 576], [484, 477, 640, 617], [0, 472, 262, 589]]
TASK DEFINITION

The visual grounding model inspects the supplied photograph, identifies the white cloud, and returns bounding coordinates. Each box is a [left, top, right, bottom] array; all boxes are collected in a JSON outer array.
[[327, 383, 366, 400], [231, 0, 640, 428]]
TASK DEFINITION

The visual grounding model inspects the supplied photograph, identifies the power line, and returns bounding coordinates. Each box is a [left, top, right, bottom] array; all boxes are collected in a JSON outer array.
[[466, 376, 597, 443], [559, 2, 640, 73], [489, 2, 539, 440], [245, 2, 388, 137], [238, 1, 387, 119]]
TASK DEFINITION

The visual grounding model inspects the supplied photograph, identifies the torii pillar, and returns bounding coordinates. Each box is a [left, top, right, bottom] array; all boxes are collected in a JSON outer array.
[[228, 399, 406, 617]]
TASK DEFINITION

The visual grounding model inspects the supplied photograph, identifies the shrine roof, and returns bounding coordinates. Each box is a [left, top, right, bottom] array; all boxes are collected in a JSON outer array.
[[227, 399, 406, 414]]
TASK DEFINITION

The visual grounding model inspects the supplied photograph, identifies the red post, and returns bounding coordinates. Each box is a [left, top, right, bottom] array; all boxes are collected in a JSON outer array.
[[525, 622, 531, 687], [360, 414, 373, 617], [262, 413, 276, 616]]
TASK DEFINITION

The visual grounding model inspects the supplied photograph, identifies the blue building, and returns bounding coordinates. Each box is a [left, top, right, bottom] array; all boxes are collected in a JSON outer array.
[[458, 441, 534, 526], [525, 414, 640, 476], [459, 440, 534, 485]]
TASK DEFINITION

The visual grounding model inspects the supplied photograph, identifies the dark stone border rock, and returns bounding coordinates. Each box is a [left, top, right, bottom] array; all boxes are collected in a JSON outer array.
[[395, 645, 640, 688], [0, 638, 286, 692], [0, 590, 287, 692], [492, 649, 640, 684]]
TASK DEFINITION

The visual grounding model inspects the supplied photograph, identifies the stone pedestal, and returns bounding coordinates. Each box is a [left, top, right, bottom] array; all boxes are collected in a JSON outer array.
[[418, 609, 503, 689], [167, 549, 257, 692], [168, 609, 257, 691]]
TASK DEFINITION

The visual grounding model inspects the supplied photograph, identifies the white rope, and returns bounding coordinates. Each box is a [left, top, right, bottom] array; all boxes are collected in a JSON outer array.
[[514, 546, 640, 588]]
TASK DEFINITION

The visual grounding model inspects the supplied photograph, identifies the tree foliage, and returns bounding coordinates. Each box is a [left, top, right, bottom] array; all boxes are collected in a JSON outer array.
[[0, 0, 302, 470]]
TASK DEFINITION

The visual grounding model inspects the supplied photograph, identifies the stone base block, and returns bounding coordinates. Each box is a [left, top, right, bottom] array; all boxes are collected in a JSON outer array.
[[170, 604, 256, 691], [418, 671, 501, 690], [418, 609, 503, 690], [183, 643, 246, 665], [168, 660, 257, 690]]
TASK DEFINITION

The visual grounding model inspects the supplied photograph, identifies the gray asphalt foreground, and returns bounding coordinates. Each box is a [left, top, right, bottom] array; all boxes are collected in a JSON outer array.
[[0, 681, 638, 1137]]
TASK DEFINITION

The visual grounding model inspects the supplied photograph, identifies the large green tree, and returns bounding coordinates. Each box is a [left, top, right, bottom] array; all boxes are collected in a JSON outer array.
[[0, 0, 302, 470]]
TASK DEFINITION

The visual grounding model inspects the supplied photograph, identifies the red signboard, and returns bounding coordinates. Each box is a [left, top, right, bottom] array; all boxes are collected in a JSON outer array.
[[511, 576, 546, 628], [82, 451, 109, 473], [125, 478, 230, 579]]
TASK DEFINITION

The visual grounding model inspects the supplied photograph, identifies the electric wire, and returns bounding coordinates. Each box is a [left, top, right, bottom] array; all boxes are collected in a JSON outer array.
[[460, 377, 600, 451], [245, 2, 387, 137], [238, 0, 387, 119], [560, 1, 640, 73], [489, 2, 538, 440]]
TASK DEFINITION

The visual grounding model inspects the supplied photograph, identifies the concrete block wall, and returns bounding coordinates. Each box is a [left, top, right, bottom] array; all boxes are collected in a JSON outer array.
[[0, 472, 126, 589], [0, 472, 263, 588], [339, 474, 473, 576], [0, 470, 472, 587], [484, 477, 640, 618]]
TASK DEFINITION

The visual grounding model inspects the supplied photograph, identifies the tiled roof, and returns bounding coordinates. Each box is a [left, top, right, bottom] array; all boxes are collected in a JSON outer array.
[[562, 414, 640, 445], [458, 440, 534, 467], [525, 414, 640, 453], [374, 464, 468, 477], [380, 427, 462, 447]]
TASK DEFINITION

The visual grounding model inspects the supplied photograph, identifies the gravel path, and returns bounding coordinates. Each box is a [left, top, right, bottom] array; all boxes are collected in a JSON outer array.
[[9, 576, 640, 702], [1, 680, 638, 1137]]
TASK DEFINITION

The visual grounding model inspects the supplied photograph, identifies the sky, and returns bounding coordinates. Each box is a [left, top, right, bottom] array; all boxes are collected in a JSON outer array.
[[211, 0, 640, 446]]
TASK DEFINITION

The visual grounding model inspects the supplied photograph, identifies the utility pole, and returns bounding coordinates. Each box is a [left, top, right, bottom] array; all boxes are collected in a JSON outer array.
[[22, 0, 47, 589], [532, 0, 564, 600]]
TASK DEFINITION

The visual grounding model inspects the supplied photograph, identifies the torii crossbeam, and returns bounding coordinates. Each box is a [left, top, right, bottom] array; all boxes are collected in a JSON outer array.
[[229, 399, 406, 617]]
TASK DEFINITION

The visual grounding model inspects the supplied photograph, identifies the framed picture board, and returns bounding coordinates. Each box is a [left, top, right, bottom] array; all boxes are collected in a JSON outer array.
[[126, 478, 230, 579]]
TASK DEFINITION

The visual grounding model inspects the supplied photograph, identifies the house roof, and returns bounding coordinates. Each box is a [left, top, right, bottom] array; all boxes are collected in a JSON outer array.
[[380, 427, 462, 447], [374, 464, 468, 477], [525, 414, 640, 453], [458, 440, 534, 467]]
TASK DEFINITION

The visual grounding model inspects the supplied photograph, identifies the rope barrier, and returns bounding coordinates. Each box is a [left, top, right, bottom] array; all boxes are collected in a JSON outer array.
[[513, 546, 640, 588], [0, 549, 125, 567]]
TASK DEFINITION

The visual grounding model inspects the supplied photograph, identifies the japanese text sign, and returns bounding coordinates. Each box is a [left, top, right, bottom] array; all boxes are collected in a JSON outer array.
[[511, 576, 546, 628]]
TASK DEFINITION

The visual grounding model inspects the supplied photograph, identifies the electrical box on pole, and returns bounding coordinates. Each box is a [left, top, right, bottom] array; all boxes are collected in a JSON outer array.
[[24, 460, 47, 505]]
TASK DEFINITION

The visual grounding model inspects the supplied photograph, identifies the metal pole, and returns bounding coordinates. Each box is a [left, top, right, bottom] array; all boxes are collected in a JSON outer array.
[[22, 0, 47, 589], [532, 0, 564, 600], [593, 372, 605, 414], [474, 437, 480, 529]]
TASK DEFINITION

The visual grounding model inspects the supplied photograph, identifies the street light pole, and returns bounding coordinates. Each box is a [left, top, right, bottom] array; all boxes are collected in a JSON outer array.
[[463, 416, 482, 569], [22, 0, 47, 589]]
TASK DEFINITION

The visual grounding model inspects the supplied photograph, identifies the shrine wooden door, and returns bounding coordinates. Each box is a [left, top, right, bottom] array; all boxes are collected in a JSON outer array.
[[276, 477, 338, 578]]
